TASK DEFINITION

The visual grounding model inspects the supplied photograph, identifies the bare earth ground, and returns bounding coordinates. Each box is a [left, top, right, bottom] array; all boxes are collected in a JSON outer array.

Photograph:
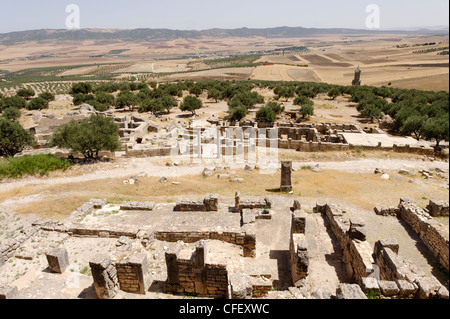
[[0, 151, 448, 299]]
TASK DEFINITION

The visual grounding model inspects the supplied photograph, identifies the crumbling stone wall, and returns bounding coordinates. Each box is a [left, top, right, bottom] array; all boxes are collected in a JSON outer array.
[[165, 241, 228, 298], [89, 254, 119, 299], [426, 200, 449, 217], [398, 199, 449, 272], [235, 192, 272, 214], [290, 209, 309, 284], [174, 194, 219, 212], [315, 203, 374, 284], [0, 226, 39, 259], [372, 239, 449, 299], [155, 230, 256, 258]]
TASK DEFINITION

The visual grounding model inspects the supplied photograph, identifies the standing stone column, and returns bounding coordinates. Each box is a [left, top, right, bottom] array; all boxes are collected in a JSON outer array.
[[89, 254, 119, 299], [193, 241, 207, 296], [280, 161, 293, 192]]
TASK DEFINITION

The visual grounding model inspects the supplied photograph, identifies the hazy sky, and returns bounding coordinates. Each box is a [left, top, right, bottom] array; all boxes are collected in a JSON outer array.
[[0, 0, 448, 33]]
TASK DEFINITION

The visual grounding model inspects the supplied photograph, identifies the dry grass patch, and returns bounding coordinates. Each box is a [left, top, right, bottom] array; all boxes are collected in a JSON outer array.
[[9, 167, 448, 219]]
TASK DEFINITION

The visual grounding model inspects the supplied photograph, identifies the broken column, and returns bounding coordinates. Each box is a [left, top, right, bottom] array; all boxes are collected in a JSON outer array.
[[280, 161, 293, 192], [46, 247, 70, 274], [89, 254, 119, 299]]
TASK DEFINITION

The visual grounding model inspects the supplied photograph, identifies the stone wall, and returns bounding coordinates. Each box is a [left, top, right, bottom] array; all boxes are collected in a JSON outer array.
[[372, 239, 449, 299], [235, 192, 272, 214], [174, 194, 219, 212], [398, 199, 449, 272], [116, 253, 150, 295], [0, 226, 39, 259], [164, 241, 229, 298], [315, 203, 374, 284], [290, 210, 309, 284], [89, 254, 120, 299], [426, 200, 449, 217], [155, 230, 256, 258]]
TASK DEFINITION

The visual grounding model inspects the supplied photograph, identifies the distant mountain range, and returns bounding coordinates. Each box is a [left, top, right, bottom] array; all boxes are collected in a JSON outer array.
[[0, 26, 448, 44]]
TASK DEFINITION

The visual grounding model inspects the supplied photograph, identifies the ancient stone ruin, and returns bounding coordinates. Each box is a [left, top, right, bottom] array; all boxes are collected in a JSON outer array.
[[0, 174, 448, 299]]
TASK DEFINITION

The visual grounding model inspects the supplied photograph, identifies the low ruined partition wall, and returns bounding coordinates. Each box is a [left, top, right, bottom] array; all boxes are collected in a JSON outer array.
[[126, 147, 174, 158], [155, 230, 256, 258], [398, 199, 449, 272], [315, 204, 374, 284], [349, 144, 435, 156], [165, 241, 228, 298], [372, 239, 449, 299]]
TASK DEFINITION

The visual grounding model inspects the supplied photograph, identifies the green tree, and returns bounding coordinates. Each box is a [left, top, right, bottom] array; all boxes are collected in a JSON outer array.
[[228, 100, 248, 122], [275, 86, 295, 102], [189, 84, 203, 97], [422, 117, 449, 149], [256, 106, 276, 123], [266, 101, 285, 114], [70, 82, 93, 95], [1, 107, 21, 121], [114, 90, 139, 111], [179, 96, 203, 116], [138, 98, 164, 115], [299, 104, 315, 119], [38, 92, 56, 101], [17, 88, 35, 100], [361, 104, 383, 122], [26, 97, 49, 111], [293, 96, 314, 108], [160, 95, 178, 113], [0, 96, 27, 110], [95, 91, 115, 106], [401, 115, 427, 141], [0, 117, 35, 157], [328, 87, 341, 100], [207, 88, 222, 103], [50, 115, 122, 159]]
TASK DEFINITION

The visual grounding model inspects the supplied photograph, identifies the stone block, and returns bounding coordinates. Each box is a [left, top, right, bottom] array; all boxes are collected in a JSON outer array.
[[336, 284, 367, 299], [120, 201, 155, 211], [396, 280, 418, 297], [374, 238, 400, 256], [361, 277, 380, 293], [204, 194, 219, 211], [292, 199, 302, 211], [89, 254, 119, 299], [437, 286, 449, 300], [292, 210, 307, 234], [415, 276, 442, 299], [0, 285, 19, 299], [230, 274, 253, 299], [427, 200, 449, 217], [46, 247, 70, 274], [91, 199, 107, 209], [379, 280, 400, 297], [0, 254, 4, 267]]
